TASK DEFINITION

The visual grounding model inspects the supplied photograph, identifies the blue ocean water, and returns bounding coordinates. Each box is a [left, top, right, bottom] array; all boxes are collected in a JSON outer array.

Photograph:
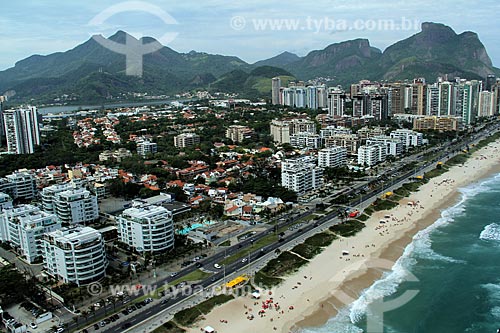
[[302, 174, 500, 333]]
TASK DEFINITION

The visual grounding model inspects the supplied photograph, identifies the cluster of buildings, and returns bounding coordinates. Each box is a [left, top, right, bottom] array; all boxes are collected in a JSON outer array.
[[73, 116, 121, 148], [270, 117, 424, 166], [272, 76, 500, 126], [273, 116, 427, 193]]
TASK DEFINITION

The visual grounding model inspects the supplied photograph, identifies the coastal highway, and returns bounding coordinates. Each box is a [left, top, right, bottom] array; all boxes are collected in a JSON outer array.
[[72, 122, 500, 333]]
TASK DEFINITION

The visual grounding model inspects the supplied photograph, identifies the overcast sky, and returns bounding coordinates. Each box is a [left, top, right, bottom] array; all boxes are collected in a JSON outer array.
[[1, 0, 499, 70]]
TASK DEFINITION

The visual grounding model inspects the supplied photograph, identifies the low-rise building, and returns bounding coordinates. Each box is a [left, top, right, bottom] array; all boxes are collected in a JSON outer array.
[[0, 170, 37, 201], [225, 125, 255, 143], [413, 116, 460, 131], [42, 226, 107, 285], [324, 134, 360, 155], [366, 136, 403, 156]]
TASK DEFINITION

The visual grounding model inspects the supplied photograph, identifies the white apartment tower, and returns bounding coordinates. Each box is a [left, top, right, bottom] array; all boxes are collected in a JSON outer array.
[[49, 187, 99, 225], [3, 107, 40, 154], [358, 144, 386, 167], [281, 157, 323, 195], [318, 147, 347, 168], [42, 226, 107, 285], [117, 205, 174, 254], [0, 205, 60, 263]]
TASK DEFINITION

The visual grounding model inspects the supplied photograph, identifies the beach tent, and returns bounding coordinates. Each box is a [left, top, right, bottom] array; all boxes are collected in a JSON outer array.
[[342, 250, 350, 255], [203, 326, 215, 333], [251, 291, 261, 299]]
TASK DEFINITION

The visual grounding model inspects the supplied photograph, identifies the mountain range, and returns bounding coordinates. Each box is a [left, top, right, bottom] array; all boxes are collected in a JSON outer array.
[[0, 22, 498, 103]]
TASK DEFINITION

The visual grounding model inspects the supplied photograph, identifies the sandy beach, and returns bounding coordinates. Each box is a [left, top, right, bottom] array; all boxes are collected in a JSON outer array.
[[187, 140, 500, 333]]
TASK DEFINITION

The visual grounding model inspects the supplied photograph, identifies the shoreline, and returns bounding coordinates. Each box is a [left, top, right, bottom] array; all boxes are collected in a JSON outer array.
[[187, 140, 500, 333]]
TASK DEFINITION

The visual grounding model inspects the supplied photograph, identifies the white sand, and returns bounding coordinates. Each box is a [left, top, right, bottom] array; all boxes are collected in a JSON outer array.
[[187, 142, 500, 333]]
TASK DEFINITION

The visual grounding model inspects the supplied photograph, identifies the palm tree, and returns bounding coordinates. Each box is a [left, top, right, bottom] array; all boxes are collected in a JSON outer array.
[[81, 310, 89, 323], [98, 298, 107, 315], [109, 296, 118, 310], [88, 305, 96, 318]]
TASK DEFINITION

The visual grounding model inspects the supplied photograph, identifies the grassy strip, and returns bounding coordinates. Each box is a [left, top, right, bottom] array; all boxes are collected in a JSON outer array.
[[253, 271, 283, 288], [260, 251, 308, 277], [304, 232, 338, 247], [173, 294, 234, 327], [219, 240, 231, 247], [152, 321, 186, 333], [356, 213, 370, 222], [291, 243, 322, 259], [254, 251, 308, 287], [371, 198, 399, 212], [220, 234, 278, 265], [168, 270, 213, 287], [330, 220, 366, 237]]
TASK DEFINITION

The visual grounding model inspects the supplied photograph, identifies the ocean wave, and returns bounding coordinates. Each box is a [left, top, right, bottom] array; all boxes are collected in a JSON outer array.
[[482, 282, 500, 302], [300, 308, 363, 333], [301, 176, 500, 333], [491, 306, 500, 319], [345, 178, 493, 325], [479, 223, 500, 241]]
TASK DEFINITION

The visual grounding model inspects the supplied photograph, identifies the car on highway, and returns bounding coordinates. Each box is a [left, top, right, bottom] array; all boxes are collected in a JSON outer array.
[[214, 263, 222, 269], [241, 258, 248, 263], [170, 272, 178, 277]]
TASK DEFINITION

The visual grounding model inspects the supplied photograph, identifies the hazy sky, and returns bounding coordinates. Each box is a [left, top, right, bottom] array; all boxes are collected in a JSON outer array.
[[1, 0, 499, 70]]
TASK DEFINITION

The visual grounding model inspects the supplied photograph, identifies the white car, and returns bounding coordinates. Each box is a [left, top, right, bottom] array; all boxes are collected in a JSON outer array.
[[241, 258, 248, 263], [213, 263, 221, 269]]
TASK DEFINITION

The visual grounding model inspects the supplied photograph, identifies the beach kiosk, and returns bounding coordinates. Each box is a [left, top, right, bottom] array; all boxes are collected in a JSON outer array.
[[203, 326, 216, 333]]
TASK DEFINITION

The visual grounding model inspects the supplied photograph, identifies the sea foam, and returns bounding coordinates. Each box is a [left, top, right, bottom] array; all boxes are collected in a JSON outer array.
[[479, 223, 500, 241]]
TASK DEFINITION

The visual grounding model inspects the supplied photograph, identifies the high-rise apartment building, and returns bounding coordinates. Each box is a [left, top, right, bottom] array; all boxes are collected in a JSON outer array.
[[116, 204, 174, 254], [42, 226, 107, 286], [3, 106, 40, 154], [0, 205, 60, 263], [281, 157, 323, 195], [327, 87, 346, 117], [318, 147, 347, 168], [272, 77, 281, 105], [174, 133, 201, 148]]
